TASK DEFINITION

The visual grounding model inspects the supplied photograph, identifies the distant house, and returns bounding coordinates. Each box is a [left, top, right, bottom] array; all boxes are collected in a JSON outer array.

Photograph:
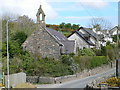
[[78, 27, 100, 46], [92, 27, 113, 46], [110, 26, 120, 36], [22, 5, 76, 59], [68, 27, 99, 49]]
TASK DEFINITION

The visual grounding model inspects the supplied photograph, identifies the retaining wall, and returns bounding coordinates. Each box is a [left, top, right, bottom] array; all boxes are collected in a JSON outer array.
[[26, 62, 115, 84], [5, 72, 26, 87]]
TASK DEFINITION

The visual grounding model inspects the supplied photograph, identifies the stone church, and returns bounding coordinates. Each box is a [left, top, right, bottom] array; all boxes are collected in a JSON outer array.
[[22, 5, 76, 59]]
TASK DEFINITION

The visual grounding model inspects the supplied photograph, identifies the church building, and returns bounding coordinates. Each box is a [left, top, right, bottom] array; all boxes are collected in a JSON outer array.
[[22, 5, 76, 59]]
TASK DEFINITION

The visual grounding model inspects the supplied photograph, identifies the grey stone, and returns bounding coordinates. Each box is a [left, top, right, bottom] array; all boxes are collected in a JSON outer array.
[[4, 72, 26, 87]]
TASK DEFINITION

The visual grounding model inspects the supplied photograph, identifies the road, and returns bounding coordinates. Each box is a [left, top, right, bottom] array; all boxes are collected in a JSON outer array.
[[37, 68, 116, 88]]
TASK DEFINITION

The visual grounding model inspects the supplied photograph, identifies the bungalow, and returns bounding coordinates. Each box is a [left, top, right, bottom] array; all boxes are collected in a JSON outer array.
[[68, 27, 100, 49]]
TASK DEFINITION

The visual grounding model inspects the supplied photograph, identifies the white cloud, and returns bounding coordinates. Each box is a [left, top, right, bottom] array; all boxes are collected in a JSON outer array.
[[55, 5, 84, 11], [0, 0, 58, 20], [63, 16, 96, 20], [77, 0, 109, 9]]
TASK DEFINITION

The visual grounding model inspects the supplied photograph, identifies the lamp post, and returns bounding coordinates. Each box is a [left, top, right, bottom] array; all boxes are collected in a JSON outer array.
[[6, 20, 10, 89]]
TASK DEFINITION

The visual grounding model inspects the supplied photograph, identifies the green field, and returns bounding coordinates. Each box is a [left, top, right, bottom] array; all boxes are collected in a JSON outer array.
[[61, 31, 72, 37]]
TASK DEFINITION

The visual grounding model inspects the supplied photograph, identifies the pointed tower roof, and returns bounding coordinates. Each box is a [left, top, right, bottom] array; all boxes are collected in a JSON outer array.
[[36, 5, 45, 17], [36, 5, 46, 27]]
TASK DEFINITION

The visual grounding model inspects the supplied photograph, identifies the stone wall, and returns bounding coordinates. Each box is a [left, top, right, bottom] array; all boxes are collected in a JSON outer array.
[[4, 72, 26, 87], [26, 75, 77, 84], [22, 26, 61, 59], [27, 62, 115, 84], [26, 76, 55, 84]]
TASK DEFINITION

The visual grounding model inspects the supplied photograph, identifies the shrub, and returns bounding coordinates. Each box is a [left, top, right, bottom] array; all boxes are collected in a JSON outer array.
[[112, 35, 120, 43], [61, 55, 73, 65], [90, 56, 107, 69], [106, 45, 115, 61], [101, 46, 106, 56], [79, 48, 96, 56], [79, 56, 91, 70], [98, 77, 120, 87], [12, 31, 27, 45], [2, 42, 22, 58], [74, 56, 108, 70], [92, 48, 102, 56]]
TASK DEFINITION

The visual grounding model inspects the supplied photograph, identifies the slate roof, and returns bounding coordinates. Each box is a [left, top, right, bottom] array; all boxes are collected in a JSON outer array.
[[75, 31, 95, 46], [46, 27, 68, 41], [46, 27, 75, 54], [61, 40, 75, 54], [78, 27, 100, 40]]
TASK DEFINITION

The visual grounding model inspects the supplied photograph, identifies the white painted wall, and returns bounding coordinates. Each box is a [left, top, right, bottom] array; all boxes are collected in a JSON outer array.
[[111, 27, 120, 35], [68, 33, 90, 49], [112, 30, 117, 35], [104, 37, 113, 43]]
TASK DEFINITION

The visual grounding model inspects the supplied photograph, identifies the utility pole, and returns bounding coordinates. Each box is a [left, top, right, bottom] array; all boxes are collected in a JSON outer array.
[[6, 20, 10, 89], [116, 25, 120, 78]]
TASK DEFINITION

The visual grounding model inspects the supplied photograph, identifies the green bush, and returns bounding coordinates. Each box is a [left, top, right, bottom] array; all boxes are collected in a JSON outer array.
[[12, 31, 27, 45], [74, 56, 108, 71], [112, 35, 120, 43], [61, 55, 73, 65], [79, 48, 96, 56], [101, 46, 106, 56], [2, 41, 22, 58], [90, 56, 108, 69], [78, 56, 91, 70], [92, 48, 102, 56], [106, 45, 115, 61]]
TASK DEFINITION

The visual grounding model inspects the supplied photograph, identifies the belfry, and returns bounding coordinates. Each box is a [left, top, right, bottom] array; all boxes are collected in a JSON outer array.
[[36, 5, 46, 27]]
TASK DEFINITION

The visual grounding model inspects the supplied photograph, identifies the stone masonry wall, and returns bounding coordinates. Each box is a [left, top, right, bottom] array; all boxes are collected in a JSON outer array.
[[22, 25, 61, 59], [27, 76, 55, 84], [26, 62, 115, 84], [4, 72, 26, 87]]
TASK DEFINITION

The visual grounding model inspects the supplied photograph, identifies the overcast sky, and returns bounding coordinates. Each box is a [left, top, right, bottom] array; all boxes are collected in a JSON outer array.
[[0, 0, 118, 27]]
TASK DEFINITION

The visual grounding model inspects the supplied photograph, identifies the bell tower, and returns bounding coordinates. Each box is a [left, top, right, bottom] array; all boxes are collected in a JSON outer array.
[[36, 5, 46, 28]]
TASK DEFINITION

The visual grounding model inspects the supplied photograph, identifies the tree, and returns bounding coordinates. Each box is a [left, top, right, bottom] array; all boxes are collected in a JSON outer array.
[[12, 31, 27, 45], [89, 18, 113, 31], [59, 22, 65, 28], [64, 23, 72, 29], [106, 45, 115, 60], [2, 41, 21, 58], [17, 15, 35, 36], [72, 24, 80, 30], [112, 35, 120, 43]]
